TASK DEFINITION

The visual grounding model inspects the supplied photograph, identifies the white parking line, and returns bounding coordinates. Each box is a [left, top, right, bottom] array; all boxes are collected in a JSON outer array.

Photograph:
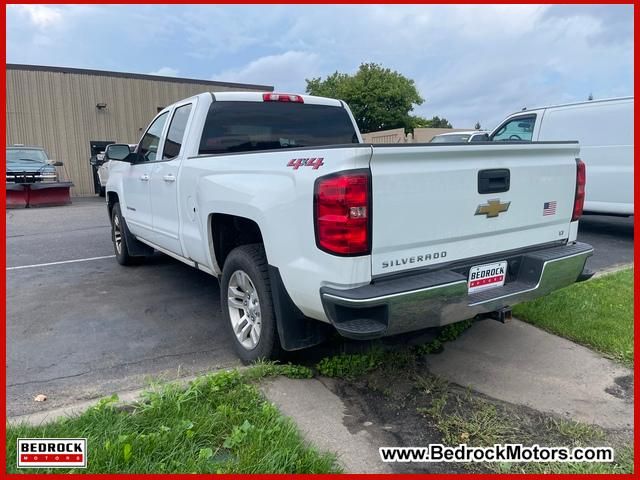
[[7, 255, 116, 271]]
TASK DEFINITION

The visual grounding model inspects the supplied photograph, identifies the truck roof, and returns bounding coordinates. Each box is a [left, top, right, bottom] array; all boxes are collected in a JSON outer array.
[[7, 145, 46, 150], [514, 96, 633, 116], [210, 91, 344, 108]]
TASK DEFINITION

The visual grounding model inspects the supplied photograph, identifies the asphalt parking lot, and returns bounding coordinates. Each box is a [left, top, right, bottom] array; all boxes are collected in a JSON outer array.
[[6, 197, 634, 417]]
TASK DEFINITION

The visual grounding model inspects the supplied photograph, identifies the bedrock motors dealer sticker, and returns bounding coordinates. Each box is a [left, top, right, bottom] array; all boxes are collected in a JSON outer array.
[[18, 438, 87, 468]]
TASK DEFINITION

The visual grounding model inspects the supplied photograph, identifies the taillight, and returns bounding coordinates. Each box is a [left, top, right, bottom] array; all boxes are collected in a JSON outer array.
[[572, 158, 586, 221], [314, 170, 370, 256], [262, 93, 304, 103]]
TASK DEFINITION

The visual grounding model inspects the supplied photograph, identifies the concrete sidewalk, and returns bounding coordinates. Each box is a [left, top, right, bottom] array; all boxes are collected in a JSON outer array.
[[262, 377, 393, 473], [263, 319, 632, 472], [427, 319, 633, 430]]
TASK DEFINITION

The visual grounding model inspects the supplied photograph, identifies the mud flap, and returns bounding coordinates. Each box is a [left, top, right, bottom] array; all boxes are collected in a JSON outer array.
[[268, 265, 331, 351], [120, 214, 154, 257]]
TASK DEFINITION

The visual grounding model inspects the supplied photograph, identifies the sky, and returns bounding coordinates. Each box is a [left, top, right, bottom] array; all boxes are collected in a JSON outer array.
[[6, 4, 634, 129]]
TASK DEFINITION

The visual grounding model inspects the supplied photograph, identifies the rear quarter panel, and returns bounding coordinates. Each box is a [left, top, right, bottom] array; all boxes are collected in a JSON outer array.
[[180, 146, 373, 322]]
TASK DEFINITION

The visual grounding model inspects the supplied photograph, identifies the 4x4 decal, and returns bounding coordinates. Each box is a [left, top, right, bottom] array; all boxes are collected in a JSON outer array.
[[287, 157, 324, 170]]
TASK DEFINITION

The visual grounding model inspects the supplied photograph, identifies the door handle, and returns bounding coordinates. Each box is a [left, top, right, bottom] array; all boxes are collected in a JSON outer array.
[[139, 174, 149, 182], [163, 174, 176, 183], [478, 169, 510, 194]]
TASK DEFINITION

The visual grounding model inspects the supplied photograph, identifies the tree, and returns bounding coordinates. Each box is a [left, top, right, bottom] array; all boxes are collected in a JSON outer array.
[[307, 63, 435, 133], [408, 115, 453, 129]]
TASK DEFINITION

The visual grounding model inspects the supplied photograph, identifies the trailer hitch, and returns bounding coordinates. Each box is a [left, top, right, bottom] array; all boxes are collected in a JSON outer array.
[[487, 306, 512, 324]]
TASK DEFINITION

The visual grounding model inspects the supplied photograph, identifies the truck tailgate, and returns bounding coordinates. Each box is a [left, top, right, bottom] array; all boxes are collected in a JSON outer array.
[[369, 143, 580, 276]]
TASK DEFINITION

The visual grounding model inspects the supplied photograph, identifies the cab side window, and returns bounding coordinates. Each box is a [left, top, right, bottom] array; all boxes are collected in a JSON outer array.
[[491, 115, 536, 142], [138, 112, 169, 162], [163, 104, 193, 160], [470, 133, 489, 142]]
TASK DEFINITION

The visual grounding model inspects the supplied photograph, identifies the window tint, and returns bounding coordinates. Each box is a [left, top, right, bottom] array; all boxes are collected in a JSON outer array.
[[163, 104, 193, 160], [491, 115, 536, 142], [138, 112, 169, 162], [198, 101, 358, 155]]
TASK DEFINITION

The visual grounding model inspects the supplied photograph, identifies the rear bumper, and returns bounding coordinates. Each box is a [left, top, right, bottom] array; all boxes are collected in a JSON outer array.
[[320, 242, 593, 340]]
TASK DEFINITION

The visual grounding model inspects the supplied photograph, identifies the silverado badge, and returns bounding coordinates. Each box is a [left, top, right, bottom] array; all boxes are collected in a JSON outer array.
[[475, 199, 510, 218]]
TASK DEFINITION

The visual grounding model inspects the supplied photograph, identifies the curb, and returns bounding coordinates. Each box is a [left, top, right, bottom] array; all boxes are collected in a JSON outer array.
[[7, 374, 203, 427], [592, 263, 633, 278]]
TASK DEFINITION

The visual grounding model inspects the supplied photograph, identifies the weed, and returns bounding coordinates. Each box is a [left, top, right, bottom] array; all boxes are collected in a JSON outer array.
[[316, 349, 385, 379]]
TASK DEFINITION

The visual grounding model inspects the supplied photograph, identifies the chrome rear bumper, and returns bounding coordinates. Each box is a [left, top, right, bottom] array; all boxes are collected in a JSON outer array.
[[320, 242, 593, 340]]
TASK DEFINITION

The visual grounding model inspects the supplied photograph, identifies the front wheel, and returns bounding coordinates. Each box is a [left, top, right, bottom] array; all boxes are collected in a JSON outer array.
[[220, 244, 280, 363]]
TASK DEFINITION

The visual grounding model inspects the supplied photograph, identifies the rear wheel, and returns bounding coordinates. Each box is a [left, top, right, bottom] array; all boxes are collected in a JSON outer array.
[[220, 244, 280, 363]]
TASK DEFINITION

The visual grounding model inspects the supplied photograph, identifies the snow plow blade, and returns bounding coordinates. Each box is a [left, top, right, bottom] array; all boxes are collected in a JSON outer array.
[[27, 182, 74, 207], [6, 184, 29, 208]]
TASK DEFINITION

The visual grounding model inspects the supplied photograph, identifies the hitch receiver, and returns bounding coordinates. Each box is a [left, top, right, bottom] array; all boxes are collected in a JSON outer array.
[[488, 306, 512, 324]]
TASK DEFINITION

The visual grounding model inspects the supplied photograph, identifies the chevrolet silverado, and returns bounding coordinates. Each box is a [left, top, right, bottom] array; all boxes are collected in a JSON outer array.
[[105, 92, 593, 362]]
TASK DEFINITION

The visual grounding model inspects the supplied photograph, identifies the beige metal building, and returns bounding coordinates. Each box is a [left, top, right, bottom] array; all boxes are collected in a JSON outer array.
[[6, 64, 273, 196]]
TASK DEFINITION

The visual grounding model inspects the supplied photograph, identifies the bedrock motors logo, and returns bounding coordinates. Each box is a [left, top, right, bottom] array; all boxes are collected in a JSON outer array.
[[18, 438, 87, 468]]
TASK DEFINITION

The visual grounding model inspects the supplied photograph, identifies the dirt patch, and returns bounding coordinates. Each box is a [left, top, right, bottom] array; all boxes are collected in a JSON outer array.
[[322, 355, 633, 474], [605, 375, 634, 402]]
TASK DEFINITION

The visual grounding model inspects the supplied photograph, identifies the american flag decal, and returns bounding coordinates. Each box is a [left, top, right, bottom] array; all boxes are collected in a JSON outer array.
[[543, 201, 557, 216]]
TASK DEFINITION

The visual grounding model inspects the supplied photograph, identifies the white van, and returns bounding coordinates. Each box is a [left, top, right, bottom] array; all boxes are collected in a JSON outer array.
[[490, 97, 634, 216]]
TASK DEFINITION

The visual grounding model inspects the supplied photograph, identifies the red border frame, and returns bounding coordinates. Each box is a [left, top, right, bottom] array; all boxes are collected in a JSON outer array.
[[2, 1, 637, 478]]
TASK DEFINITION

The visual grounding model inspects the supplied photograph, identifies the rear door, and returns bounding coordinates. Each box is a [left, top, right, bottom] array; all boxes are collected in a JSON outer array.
[[369, 143, 579, 277], [149, 101, 195, 254]]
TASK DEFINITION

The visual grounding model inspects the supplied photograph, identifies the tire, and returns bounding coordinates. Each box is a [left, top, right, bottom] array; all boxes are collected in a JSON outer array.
[[220, 244, 281, 363], [111, 203, 139, 266]]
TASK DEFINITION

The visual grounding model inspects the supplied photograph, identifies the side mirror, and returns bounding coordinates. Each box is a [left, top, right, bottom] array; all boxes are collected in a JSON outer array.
[[105, 144, 134, 162], [53, 161, 64, 167]]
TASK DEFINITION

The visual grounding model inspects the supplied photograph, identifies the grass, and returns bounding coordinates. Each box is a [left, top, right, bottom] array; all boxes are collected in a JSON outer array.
[[6, 363, 340, 474], [513, 268, 634, 365], [317, 320, 472, 379], [496, 445, 634, 474]]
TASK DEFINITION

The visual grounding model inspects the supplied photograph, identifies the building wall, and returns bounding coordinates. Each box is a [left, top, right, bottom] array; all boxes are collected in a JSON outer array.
[[6, 65, 272, 196], [360, 128, 407, 144]]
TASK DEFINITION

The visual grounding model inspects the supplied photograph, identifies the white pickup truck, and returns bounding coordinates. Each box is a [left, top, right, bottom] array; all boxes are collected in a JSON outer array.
[[105, 92, 593, 362]]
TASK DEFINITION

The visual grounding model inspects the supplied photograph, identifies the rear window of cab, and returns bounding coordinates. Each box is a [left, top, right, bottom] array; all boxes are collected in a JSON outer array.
[[198, 101, 359, 155]]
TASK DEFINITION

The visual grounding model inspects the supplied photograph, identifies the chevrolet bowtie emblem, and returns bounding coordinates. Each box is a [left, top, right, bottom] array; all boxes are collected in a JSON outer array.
[[475, 199, 511, 218]]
